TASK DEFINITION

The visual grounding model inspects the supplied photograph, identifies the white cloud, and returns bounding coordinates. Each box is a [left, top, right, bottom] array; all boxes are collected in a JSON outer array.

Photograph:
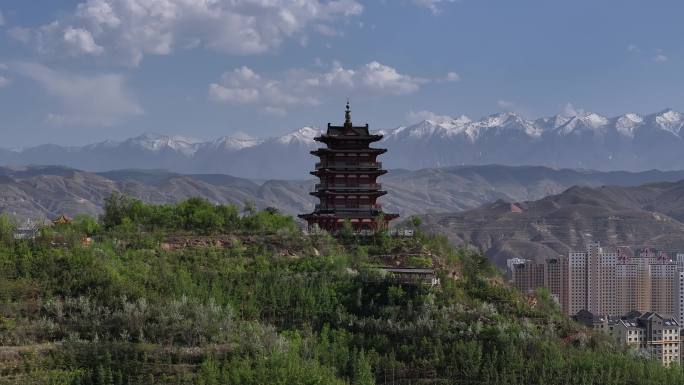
[[0, 76, 10, 88], [63, 27, 104, 55], [8, 27, 31, 43], [19, 0, 363, 66], [628, 45, 670, 63], [412, 0, 457, 14], [627, 44, 640, 53], [435, 71, 461, 83], [209, 61, 428, 113], [209, 84, 260, 104], [497, 100, 516, 111], [446, 72, 460, 81], [407, 110, 453, 123], [15, 62, 143, 127], [653, 54, 668, 63], [314, 24, 341, 37], [263, 106, 287, 116], [359, 61, 427, 94]]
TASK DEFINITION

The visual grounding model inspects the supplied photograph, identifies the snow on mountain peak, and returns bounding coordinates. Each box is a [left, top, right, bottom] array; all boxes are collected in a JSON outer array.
[[480, 112, 516, 128], [583, 113, 609, 128], [386, 115, 475, 141], [211, 136, 263, 151], [558, 113, 609, 135], [615, 113, 643, 137], [128, 133, 203, 155], [478, 112, 542, 137], [654, 109, 684, 135], [277, 126, 321, 145], [408, 120, 455, 138]]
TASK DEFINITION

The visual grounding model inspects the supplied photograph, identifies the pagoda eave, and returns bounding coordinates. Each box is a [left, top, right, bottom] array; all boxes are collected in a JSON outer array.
[[314, 135, 383, 143], [310, 148, 386, 156], [310, 190, 387, 197], [311, 169, 387, 176]]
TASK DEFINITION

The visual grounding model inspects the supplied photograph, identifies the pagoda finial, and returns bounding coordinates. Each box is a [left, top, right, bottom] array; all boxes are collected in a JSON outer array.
[[344, 99, 352, 126]]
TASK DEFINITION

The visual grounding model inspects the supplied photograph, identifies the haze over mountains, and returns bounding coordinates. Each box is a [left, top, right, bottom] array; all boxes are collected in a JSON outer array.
[[3, 109, 684, 179], [4, 164, 684, 224]]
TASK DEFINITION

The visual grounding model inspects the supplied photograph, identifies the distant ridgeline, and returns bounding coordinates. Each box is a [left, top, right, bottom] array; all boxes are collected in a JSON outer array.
[[4, 109, 684, 179], [2, 196, 684, 383]]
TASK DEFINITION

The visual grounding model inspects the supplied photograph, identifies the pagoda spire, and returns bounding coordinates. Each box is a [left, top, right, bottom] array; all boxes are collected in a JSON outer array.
[[344, 100, 352, 126]]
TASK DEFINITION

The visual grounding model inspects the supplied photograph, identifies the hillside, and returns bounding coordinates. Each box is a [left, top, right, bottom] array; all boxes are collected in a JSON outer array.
[[4, 165, 684, 222], [420, 181, 684, 268], [1, 198, 682, 384]]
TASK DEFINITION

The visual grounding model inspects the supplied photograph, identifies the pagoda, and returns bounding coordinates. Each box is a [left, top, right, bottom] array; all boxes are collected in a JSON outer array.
[[299, 102, 399, 232]]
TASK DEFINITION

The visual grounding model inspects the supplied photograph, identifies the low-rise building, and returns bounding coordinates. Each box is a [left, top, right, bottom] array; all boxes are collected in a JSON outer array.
[[378, 267, 440, 286], [575, 310, 681, 367]]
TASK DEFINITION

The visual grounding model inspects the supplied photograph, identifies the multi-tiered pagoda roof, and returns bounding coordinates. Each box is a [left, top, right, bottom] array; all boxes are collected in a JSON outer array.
[[299, 102, 399, 232]]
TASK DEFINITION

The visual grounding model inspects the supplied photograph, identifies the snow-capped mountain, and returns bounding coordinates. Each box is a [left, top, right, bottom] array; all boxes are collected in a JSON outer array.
[[205, 135, 264, 152], [380, 108, 684, 172], [3, 109, 684, 179], [121, 133, 204, 156]]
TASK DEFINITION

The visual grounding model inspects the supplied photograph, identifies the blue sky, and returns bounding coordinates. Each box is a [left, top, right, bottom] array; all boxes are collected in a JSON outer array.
[[1, 0, 683, 147]]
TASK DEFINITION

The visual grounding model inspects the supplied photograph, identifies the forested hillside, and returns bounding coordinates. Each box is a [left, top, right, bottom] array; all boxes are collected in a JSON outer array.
[[0, 194, 682, 384]]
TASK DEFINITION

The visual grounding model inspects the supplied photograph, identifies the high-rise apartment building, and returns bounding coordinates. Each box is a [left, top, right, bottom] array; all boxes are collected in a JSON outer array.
[[570, 244, 680, 317], [510, 260, 545, 293], [509, 257, 567, 313], [676, 271, 684, 326], [509, 243, 684, 318]]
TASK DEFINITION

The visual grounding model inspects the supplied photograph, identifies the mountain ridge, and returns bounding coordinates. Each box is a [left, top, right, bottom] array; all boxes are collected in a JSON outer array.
[[4, 109, 684, 179], [419, 179, 684, 268], [4, 164, 684, 225]]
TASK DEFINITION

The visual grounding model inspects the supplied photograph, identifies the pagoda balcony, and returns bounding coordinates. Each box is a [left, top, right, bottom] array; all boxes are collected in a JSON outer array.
[[315, 183, 381, 190], [314, 204, 383, 211], [314, 162, 382, 170]]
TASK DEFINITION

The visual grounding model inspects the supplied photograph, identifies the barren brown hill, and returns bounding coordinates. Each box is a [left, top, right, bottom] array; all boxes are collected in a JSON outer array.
[[3, 164, 684, 225], [420, 182, 684, 268]]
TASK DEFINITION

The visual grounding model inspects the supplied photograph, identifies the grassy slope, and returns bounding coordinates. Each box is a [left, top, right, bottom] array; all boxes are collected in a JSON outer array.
[[0, 208, 682, 384]]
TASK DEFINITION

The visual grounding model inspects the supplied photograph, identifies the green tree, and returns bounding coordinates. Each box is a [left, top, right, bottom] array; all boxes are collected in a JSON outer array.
[[0, 213, 16, 245], [102, 192, 134, 228], [408, 215, 422, 229], [352, 350, 375, 385], [73, 214, 101, 237]]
